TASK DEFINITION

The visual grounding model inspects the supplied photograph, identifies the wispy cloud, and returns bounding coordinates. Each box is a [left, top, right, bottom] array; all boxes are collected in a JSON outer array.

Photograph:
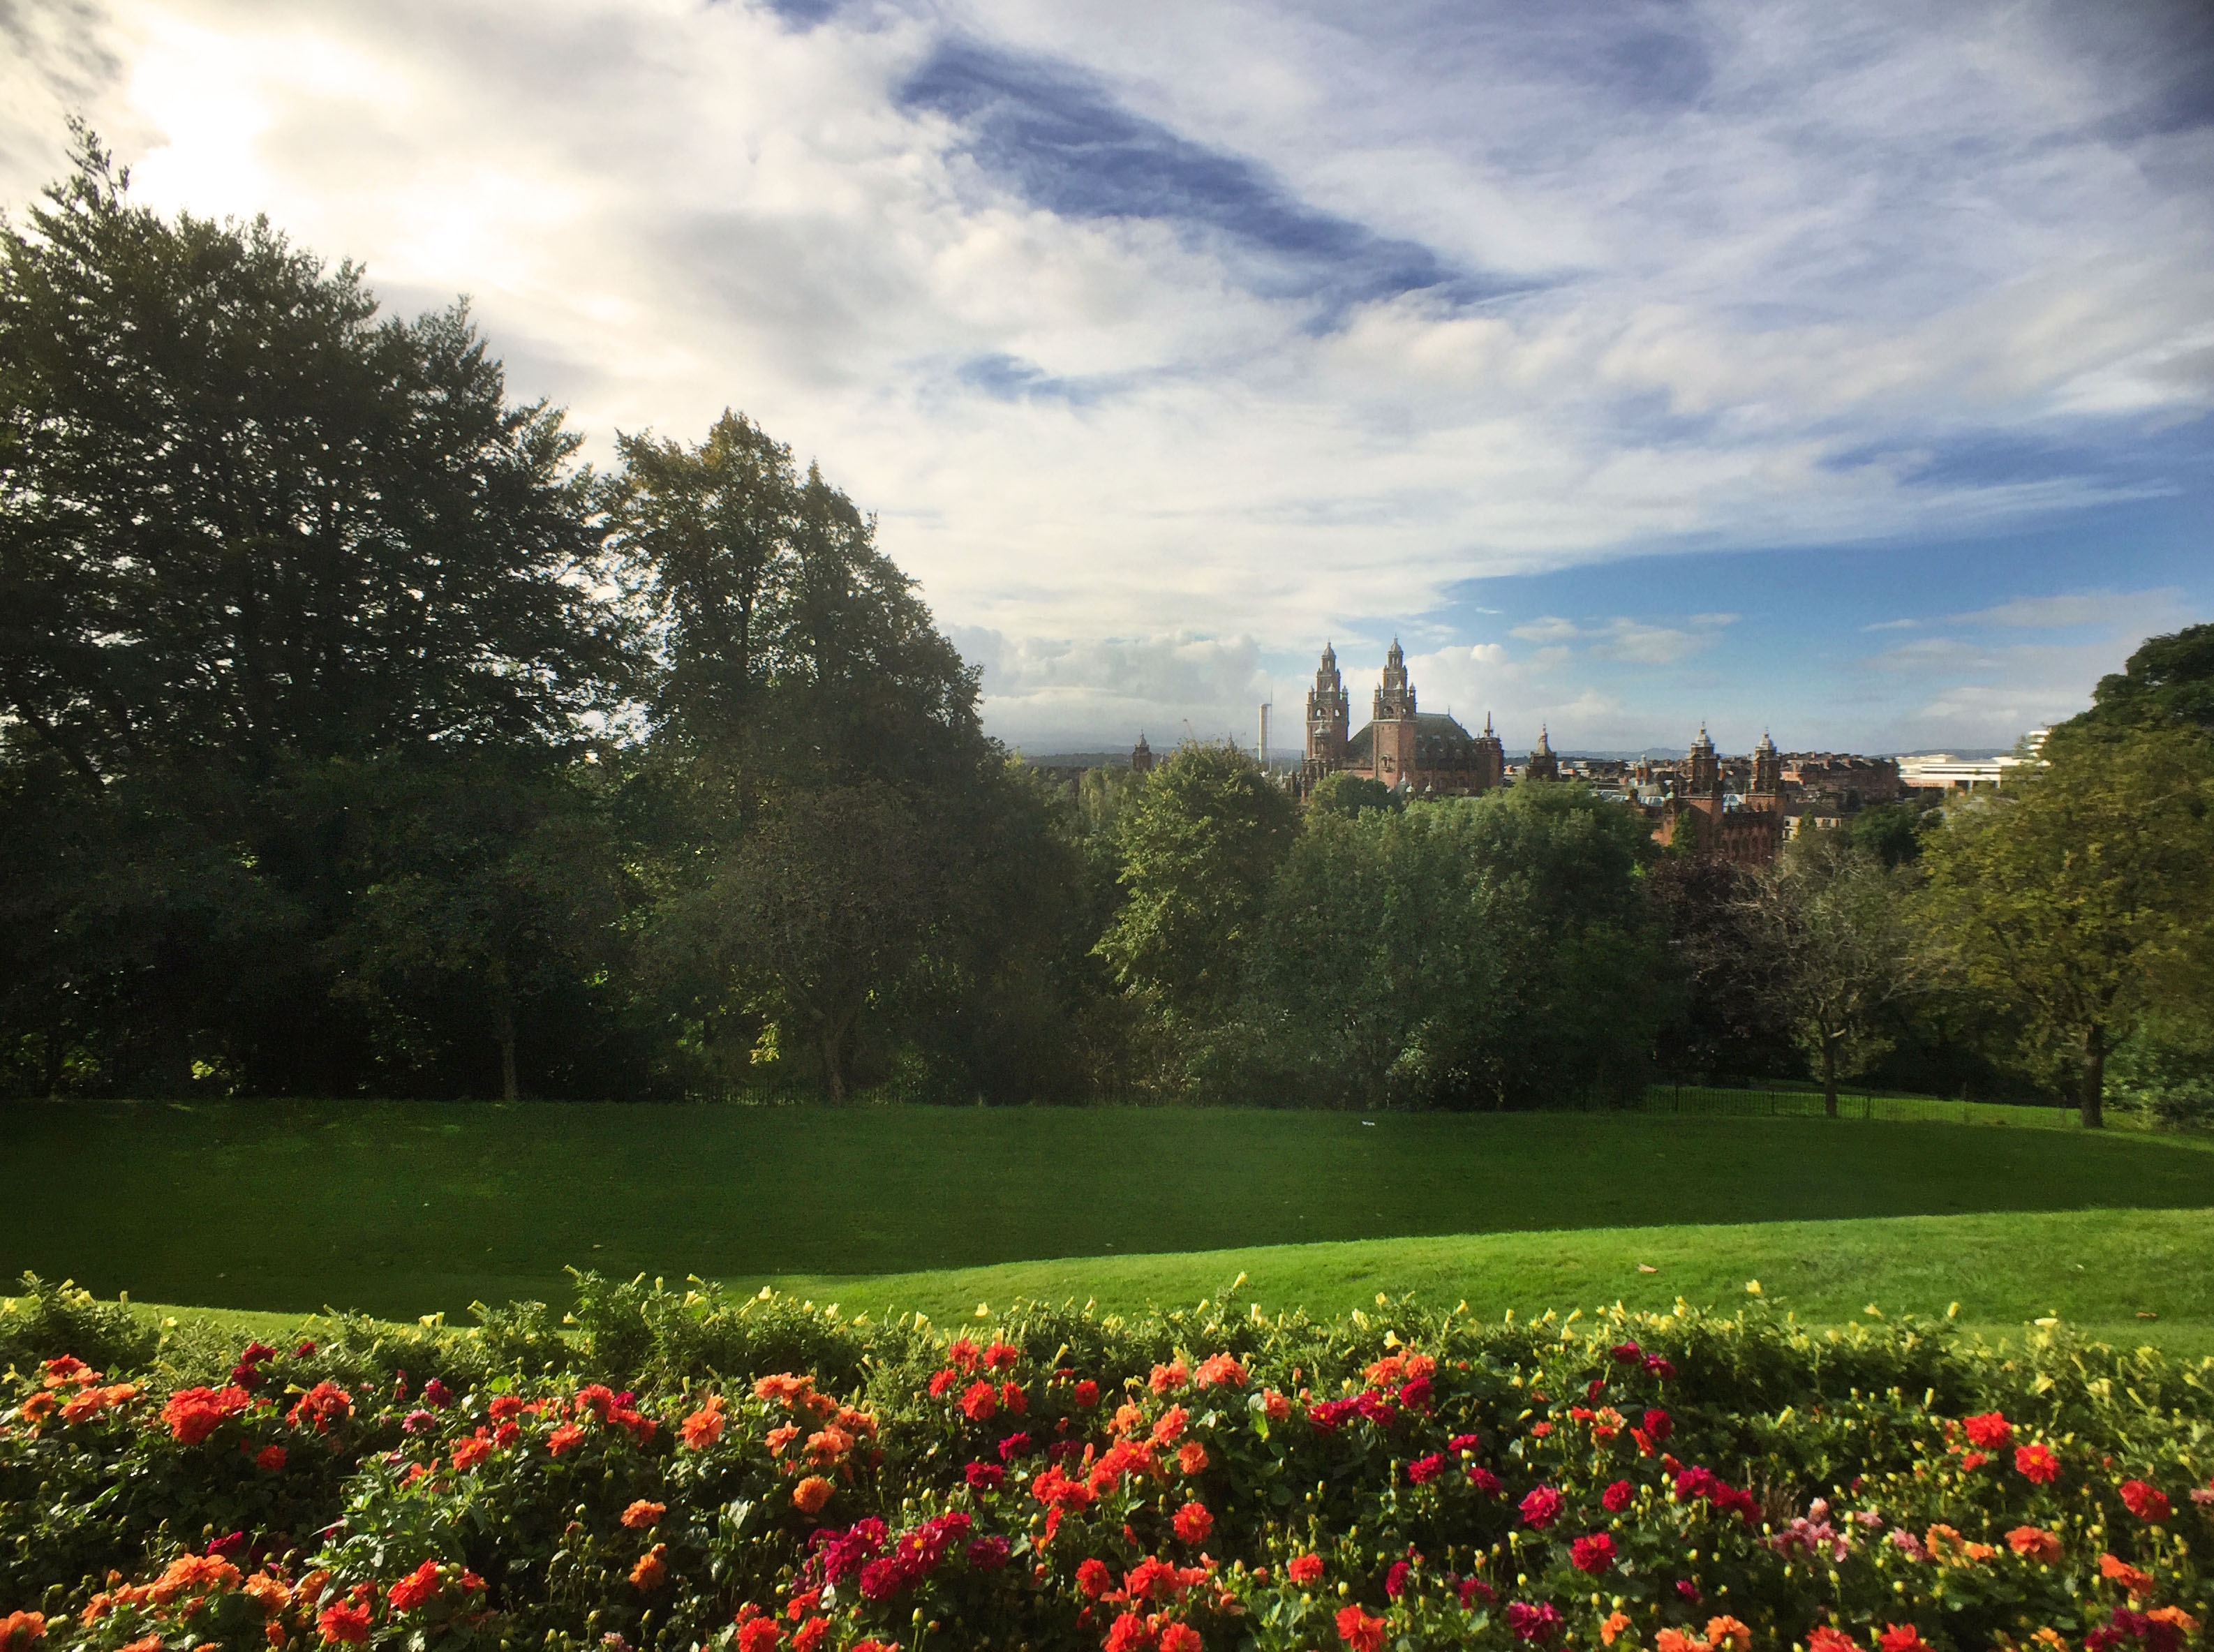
[[0, 0, 2206, 749], [1953, 588, 2187, 628]]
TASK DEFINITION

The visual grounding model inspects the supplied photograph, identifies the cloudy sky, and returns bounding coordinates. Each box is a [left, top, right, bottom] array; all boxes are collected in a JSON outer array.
[[7, 0, 2211, 756]]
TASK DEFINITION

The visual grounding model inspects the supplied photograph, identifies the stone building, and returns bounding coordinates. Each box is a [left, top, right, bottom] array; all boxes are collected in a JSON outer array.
[[1523, 725, 1560, 782], [1300, 641, 1504, 796], [1650, 726, 1785, 867]]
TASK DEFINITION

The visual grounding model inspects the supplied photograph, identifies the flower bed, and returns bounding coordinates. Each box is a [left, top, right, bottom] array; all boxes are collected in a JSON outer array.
[[2, 1274, 2210, 1652]]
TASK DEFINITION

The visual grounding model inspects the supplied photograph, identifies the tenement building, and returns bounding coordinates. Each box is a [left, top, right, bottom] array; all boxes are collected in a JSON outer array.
[[1300, 641, 1505, 796]]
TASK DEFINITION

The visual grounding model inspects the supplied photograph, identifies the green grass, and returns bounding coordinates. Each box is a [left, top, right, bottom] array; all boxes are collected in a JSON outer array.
[[4, 1099, 2210, 1325]]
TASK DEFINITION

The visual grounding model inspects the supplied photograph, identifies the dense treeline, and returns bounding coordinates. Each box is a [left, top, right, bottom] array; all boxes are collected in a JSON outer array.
[[3, 140, 2210, 1119]]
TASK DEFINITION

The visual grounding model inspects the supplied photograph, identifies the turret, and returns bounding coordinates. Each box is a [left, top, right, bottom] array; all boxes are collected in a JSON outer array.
[[1305, 643, 1350, 767]]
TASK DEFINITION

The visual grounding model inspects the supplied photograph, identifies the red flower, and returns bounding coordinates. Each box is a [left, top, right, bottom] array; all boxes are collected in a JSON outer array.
[[317, 1600, 372, 1644], [1077, 1558, 1112, 1598], [1602, 1479, 1633, 1512], [1571, 1533, 1617, 1575], [983, 1341, 1021, 1371], [1406, 1453, 1445, 1484], [1336, 1604, 1386, 1652], [287, 1382, 353, 1435], [1287, 1554, 1325, 1587], [1808, 1630, 1859, 1652], [255, 1444, 287, 1473], [453, 1431, 494, 1472], [1468, 1466, 1503, 1496], [161, 1385, 251, 1445], [2016, 1443, 2060, 1484], [1878, 1627, 1932, 1652], [928, 1369, 960, 1399], [387, 1561, 442, 1613], [1519, 1485, 1563, 1529], [736, 1617, 781, 1652], [1963, 1412, 2012, 1450], [548, 1422, 586, 1457], [1074, 1380, 1100, 1407], [947, 1338, 982, 1371], [1105, 1613, 1152, 1652], [2119, 1480, 2172, 1522], [1173, 1501, 1214, 1545], [960, 1381, 999, 1422], [1642, 1408, 1672, 1443], [1158, 1626, 1201, 1652], [1506, 1602, 1563, 1643], [1385, 1561, 1410, 1598], [792, 1619, 831, 1652], [966, 1461, 1004, 1494]]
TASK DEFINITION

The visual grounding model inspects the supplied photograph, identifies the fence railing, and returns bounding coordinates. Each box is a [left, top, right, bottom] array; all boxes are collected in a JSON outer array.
[[1621, 1084, 2078, 1128]]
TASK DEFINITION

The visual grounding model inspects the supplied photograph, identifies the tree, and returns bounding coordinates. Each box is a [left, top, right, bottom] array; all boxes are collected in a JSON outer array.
[[1094, 743, 1298, 1016], [1918, 726, 2214, 1126], [658, 782, 941, 1102], [1739, 844, 1921, 1116], [0, 131, 626, 784], [1305, 771, 1398, 819], [2072, 622, 2214, 737], [1244, 785, 1667, 1109]]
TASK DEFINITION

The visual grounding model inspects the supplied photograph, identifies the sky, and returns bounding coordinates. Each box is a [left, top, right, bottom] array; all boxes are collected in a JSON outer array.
[[5, 0, 2211, 757]]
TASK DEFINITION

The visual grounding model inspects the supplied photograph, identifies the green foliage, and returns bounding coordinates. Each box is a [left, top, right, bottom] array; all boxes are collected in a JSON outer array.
[[1238, 786, 1667, 1109], [2072, 620, 2214, 737], [0, 1274, 157, 1378], [1095, 743, 1298, 1018], [1304, 771, 1399, 819], [2108, 1006, 2214, 1129], [1919, 724, 2214, 1124]]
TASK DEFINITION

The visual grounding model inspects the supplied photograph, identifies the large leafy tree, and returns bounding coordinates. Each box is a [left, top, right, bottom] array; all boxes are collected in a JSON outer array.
[[0, 131, 626, 783], [0, 133, 630, 1095], [1094, 743, 1298, 1017], [1918, 724, 2214, 1126], [1738, 844, 1922, 1116]]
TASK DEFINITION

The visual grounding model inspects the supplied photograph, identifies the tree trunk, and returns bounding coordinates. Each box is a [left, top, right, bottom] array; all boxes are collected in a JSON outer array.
[[821, 1026, 847, 1104], [43, 1027, 64, 1099], [495, 1001, 518, 1103], [2080, 1023, 2106, 1130], [1821, 1033, 1839, 1119]]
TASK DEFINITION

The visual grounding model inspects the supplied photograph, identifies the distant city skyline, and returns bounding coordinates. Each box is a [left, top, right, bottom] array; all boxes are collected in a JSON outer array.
[[10, 0, 2208, 755]]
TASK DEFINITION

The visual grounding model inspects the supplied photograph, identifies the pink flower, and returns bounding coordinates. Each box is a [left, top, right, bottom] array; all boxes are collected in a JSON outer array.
[[1519, 1485, 1563, 1529]]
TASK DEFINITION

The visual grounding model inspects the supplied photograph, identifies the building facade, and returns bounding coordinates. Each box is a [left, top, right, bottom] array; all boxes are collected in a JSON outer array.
[[1649, 725, 1785, 866], [1301, 641, 1505, 796]]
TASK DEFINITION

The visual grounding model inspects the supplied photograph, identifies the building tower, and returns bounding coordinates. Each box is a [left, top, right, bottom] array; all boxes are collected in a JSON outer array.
[[1524, 724, 1559, 783], [1131, 732, 1154, 775], [1371, 639, 1418, 788], [1686, 724, 1723, 799], [1747, 729, 1781, 810], [1473, 713, 1506, 791], [1305, 643, 1350, 768]]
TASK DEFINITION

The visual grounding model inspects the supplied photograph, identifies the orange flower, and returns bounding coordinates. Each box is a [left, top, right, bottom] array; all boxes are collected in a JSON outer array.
[[147, 1555, 242, 1606], [1194, 1353, 1247, 1388], [681, 1395, 727, 1450], [162, 1385, 252, 1445], [116, 1638, 161, 1652], [766, 1424, 801, 1456], [1177, 1441, 1210, 1475], [792, 1475, 834, 1515], [621, 1500, 666, 1530], [2100, 1554, 2155, 1596], [242, 1575, 290, 1616], [0, 1613, 46, 1652], [1173, 1501, 1213, 1545], [2007, 1527, 2063, 1564], [2146, 1608, 2201, 1637], [1704, 1618, 1751, 1652], [547, 1422, 585, 1457], [1262, 1390, 1292, 1423], [804, 1426, 852, 1465], [1152, 1406, 1189, 1445], [1150, 1360, 1189, 1394], [630, 1545, 667, 1591], [1655, 1630, 1706, 1652], [1112, 1402, 1145, 1437], [287, 1382, 353, 1435], [1600, 1611, 1633, 1646]]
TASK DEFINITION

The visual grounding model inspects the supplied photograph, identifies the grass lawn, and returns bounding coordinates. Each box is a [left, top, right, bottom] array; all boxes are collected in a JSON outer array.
[[3, 1099, 2209, 1325]]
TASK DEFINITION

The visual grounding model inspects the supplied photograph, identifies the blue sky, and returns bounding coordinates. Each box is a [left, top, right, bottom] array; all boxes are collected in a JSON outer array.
[[5, 0, 2209, 755]]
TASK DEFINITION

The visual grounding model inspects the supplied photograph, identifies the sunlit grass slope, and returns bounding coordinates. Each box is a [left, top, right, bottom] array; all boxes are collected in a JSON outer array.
[[3, 1099, 2208, 1321]]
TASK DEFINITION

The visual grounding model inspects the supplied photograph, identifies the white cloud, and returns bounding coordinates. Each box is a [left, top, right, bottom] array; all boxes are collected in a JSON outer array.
[[1954, 588, 2187, 629]]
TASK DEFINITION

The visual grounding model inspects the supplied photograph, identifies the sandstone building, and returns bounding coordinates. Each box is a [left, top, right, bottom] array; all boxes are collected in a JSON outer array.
[[1300, 641, 1505, 796]]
